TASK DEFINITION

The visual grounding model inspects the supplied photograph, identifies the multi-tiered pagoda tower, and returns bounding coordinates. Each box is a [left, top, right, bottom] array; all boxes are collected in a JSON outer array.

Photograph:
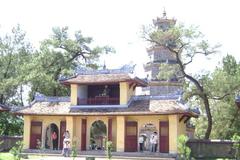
[[144, 12, 182, 96]]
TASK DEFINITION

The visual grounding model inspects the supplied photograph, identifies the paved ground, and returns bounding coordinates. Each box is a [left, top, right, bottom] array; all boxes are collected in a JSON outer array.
[[25, 150, 176, 160], [32, 156, 174, 160]]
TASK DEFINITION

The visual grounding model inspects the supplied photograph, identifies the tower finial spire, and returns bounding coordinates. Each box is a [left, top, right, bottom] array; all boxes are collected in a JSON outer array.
[[163, 7, 167, 18]]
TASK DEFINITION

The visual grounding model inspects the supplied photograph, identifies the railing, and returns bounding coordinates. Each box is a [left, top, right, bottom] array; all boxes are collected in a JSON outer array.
[[77, 96, 120, 105]]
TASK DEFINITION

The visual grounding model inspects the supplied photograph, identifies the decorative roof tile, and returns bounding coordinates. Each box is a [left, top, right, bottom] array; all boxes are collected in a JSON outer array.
[[61, 73, 147, 86], [0, 104, 10, 111], [15, 95, 198, 117]]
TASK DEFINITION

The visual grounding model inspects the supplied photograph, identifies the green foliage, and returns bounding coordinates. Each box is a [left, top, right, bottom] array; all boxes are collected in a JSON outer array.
[[0, 25, 32, 105], [0, 112, 23, 136], [10, 141, 24, 160], [157, 63, 180, 81], [177, 135, 191, 160], [90, 120, 107, 139], [25, 26, 113, 99], [143, 20, 220, 139], [71, 140, 78, 160], [196, 55, 240, 139], [106, 141, 113, 160], [232, 134, 240, 160]]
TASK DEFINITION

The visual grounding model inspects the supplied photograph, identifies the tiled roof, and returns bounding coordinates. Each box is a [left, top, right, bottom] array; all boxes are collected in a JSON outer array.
[[61, 73, 147, 86], [15, 97, 198, 117], [16, 101, 71, 115]]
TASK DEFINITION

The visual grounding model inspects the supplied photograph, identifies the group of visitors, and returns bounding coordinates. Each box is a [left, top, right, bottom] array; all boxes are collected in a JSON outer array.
[[138, 132, 158, 152], [51, 130, 159, 155]]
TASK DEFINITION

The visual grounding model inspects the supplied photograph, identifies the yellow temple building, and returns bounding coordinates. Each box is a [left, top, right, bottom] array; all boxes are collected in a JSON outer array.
[[16, 14, 199, 154]]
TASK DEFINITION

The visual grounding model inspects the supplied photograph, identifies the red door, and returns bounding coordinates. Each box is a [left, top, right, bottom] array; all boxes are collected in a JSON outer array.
[[108, 119, 112, 141], [60, 121, 66, 149], [159, 121, 169, 153], [81, 119, 87, 151], [125, 121, 138, 152], [30, 121, 42, 149]]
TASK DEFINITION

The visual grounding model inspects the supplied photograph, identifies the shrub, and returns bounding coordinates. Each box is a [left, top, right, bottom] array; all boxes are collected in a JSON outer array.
[[232, 134, 240, 160], [10, 141, 24, 160], [71, 140, 78, 160], [177, 135, 191, 160], [36, 139, 44, 158], [106, 141, 113, 160]]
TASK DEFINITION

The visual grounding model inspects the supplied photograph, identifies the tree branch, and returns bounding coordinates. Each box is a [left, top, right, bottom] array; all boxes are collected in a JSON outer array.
[[209, 84, 240, 100]]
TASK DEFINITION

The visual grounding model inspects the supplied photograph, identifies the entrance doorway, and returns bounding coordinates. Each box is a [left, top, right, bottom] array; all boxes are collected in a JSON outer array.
[[159, 121, 169, 153], [90, 120, 107, 150], [30, 121, 42, 149], [125, 121, 138, 152], [45, 123, 59, 150], [139, 123, 158, 151]]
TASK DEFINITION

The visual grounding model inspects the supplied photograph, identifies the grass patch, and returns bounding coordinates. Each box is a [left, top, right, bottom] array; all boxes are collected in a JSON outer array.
[[0, 152, 15, 160], [0, 152, 40, 160]]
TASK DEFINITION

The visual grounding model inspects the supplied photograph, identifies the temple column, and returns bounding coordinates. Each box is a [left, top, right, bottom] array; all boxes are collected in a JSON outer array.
[[116, 116, 125, 152], [23, 116, 31, 149], [66, 116, 75, 145], [169, 115, 179, 154]]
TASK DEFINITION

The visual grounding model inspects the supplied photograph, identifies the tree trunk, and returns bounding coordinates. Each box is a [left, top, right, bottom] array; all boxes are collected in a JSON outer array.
[[172, 48, 213, 139], [0, 94, 3, 104], [203, 94, 212, 139]]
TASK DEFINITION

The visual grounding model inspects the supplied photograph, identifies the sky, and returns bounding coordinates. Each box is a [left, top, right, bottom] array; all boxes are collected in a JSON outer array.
[[1, 0, 240, 78]]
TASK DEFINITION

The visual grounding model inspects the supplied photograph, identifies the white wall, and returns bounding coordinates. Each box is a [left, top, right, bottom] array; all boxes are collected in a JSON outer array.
[[77, 85, 88, 99]]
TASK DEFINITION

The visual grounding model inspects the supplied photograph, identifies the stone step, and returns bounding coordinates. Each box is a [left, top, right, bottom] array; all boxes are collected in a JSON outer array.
[[24, 149, 176, 160]]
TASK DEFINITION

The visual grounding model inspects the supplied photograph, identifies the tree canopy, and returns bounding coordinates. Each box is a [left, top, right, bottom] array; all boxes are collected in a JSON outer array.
[[142, 21, 240, 139], [195, 55, 240, 139], [0, 25, 113, 135]]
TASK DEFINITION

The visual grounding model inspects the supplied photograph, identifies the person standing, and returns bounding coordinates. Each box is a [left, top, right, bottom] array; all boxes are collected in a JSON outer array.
[[138, 135, 144, 152], [62, 130, 70, 154], [152, 132, 158, 152], [51, 131, 58, 150], [63, 138, 71, 157], [150, 133, 154, 152]]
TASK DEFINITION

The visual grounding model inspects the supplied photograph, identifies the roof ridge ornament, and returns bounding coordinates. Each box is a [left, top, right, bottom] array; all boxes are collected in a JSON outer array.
[[74, 64, 136, 75]]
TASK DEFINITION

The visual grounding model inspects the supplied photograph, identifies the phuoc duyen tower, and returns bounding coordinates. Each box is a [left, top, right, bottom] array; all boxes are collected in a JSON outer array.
[[144, 11, 182, 97]]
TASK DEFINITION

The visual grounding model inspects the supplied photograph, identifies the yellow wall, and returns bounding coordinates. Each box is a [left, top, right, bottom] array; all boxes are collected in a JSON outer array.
[[169, 115, 179, 154], [111, 118, 117, 150], [178, 116, 187, 136], [120, 82, 136, 105], [66, 116, 75, 145], [74, 117, 82, 149], [71, 84, 78, 105], [120, 82, 128, 105], [116, 116, 125, 152], [23, 114, 187, 154], [23, 116, 31, 149], [23, 115, 66, 149]]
